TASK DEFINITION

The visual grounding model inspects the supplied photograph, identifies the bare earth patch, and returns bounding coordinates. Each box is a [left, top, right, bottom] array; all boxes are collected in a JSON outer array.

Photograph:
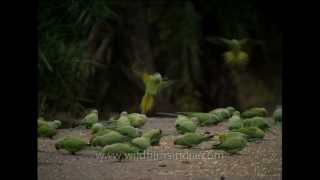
[[38, 117, 282, 180]]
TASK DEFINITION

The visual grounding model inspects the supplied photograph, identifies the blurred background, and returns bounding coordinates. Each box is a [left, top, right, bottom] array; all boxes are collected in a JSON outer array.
[[38, 0, 282, 125]]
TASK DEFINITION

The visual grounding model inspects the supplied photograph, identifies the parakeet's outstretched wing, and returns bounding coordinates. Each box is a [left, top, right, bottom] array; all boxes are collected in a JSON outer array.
[[158, 80, 174, 92]]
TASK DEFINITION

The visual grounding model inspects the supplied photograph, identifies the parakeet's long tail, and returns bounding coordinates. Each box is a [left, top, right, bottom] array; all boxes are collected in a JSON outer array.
[[140, 94, 154, 114]]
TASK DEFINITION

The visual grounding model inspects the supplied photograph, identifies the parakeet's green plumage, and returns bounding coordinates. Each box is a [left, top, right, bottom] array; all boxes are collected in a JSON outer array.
[[52, 120, 62, 129], [174, 133, 213, 147], [55, 137, 88, 155], [91, 131, 129, 147], [38, 123, 57, 138], [227, 114, 243, 130], [241, 107, 268, 118], [117, 113, 131, 127], [131, 136, 151, 150], [102, 143, 142, 161], [215, 136, 247, 154], [89, 128, 116, 143], [175, 115, 197, 134], [273, 107, 282, 122], [209, 108, 232, 120], [142, 129, 162, 145], [116, 125, 142, 138], [179, 112, 220, 126], [217, 132, 248, 142], [91, 123, 105, 134], [243, 117, 270, 131], [226, 106, 236, 114], [128, 113, 147, 128], [82, 109, 99, 128], [233, 127, 265, 141]]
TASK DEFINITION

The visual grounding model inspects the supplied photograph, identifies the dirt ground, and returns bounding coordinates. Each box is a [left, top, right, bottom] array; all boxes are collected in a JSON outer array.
[[38, 117, 282, 180]]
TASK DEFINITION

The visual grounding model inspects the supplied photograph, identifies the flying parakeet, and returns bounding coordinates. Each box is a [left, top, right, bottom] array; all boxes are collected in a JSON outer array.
[[174, 133, 214, 148], [140, 72, 172, 114], [241, 107, 268, 119], [55, 137, 88, 155], [175, 115, 197, 134], [243, 117, 270, 131], [81, 109, 99, 128], [273, 106, 282, 123], [90, 131, 129, 147], [102, 143, 142, 161], [128, 113, 147, 128], [142, 129, 162, 145], [214, 136, 247, 154]]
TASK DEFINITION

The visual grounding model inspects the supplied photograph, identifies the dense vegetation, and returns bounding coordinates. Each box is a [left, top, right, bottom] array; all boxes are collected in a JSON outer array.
[[39, 0, 282, 121]]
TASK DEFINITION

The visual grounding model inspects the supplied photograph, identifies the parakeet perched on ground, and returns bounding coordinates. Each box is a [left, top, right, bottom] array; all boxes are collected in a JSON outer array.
[[102, 143, 142, 161], [89, 128, 116, 144], [233, 127, 265, 141], [131, 136, 151, 150], [214, 136, 247, 154], [142, 129, 162, 145], [52, 120, 62, 129], [226, 106, 236, 114], [209, 108, 232, 120], [174, 133, 214, 148], [178, 112, 220, 126], [175, 115, 197, 134], [38, 123, 57, 138], [241, 107, 268, 118], [273, 106, 282, 123], [81, 109, 99, 128], [117, 111, 132, 127], [227, 114, 243, 130], [216, 132, 248, 142], [55, 137, 88, 155], [243, 117, 270, 131], [91, 123, 105, 134], [128, 113, 147, 128], [91, 131, 129, 147], [140, 72, 172, 114], [116, 125, 142, 138]]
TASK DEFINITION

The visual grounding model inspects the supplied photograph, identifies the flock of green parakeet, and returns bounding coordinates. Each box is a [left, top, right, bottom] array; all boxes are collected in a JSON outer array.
[[38, 105, 282, 160]]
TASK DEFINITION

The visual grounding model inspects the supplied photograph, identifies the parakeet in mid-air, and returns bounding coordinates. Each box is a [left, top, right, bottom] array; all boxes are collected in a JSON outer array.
[[140, 72, 172, 114], [174, 132, 214, 148], [81, 109, 99, 128], [175, 115, 197, 134], [55, 137, 88, 155], [241, 107, 268, 119]]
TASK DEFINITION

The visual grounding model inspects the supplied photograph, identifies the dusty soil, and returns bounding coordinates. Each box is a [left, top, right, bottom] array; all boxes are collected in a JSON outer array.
[[38, 117, 282, 180]]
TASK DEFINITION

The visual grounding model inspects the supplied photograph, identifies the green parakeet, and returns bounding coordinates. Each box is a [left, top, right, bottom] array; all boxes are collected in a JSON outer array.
[[131, 136, 151, 150], [226, 106, 236, 114], [55, 137, 88, 155], [209, 108, 232, 120], [273, 106, 282, 123], [243, 117, 270, 131], [175, 115, 197, 134], [38, 123, 57, 138], [91, 123, 105, 134], [52, 120, 62, 129], [81, 109, 99, 128], [179, 112, 220, 126], [216, 132, 248, 142], [89, 128, 116, 143], [102, 143, 142, 161], [241, 107, 268, 118], [142, 129, 162, 145], [174, 133, 214, 148], [140, 72, 172, 114], [91, 131, 129, 147], [128, 113, 147, 128], [117, 112, 132, 127], [116, 125, 143, 138], [233, 127, 265, 141], [214, 136, 247, 154], [227, 114, 243, 130]]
